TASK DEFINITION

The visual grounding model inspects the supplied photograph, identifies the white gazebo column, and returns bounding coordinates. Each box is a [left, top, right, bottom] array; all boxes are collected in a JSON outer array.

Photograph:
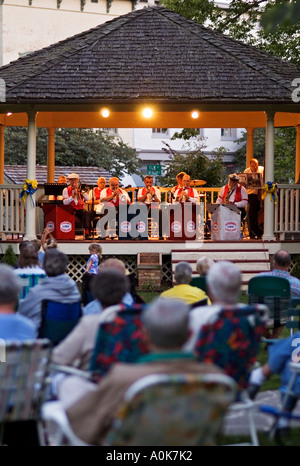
[[295, 125, 300, 182], [47, 127, 55, 183], [0, 125, 5, 184], [246, 127, 254, 168], [24, 109, 37, 240], [263, 111, 275, 241]]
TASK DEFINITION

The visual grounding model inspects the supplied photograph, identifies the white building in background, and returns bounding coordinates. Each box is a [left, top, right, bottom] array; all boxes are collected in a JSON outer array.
[[0, 0, 246, 185]]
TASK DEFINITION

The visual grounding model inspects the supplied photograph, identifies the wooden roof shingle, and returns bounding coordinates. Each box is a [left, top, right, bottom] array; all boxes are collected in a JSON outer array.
[[0, 6, 299, 105]]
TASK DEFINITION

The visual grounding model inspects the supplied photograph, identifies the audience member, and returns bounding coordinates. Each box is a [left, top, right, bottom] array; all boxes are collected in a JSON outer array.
[[183, 261, 243, 352], [60, 298, 224, 445], [31, 237, 45, 267], [258, 250, 300, 298], [17, 249, 80, 335], [41, 226, 58, 252], [14, 241, 47, 299], [52, 268, 130, 371], [0, 264, 36, 341], [249, 332, 300, 436], [160, 262, 210, 305], [196, 256, 214, 276], [82, 258, 143, 315], [81, 243, 103, 306]]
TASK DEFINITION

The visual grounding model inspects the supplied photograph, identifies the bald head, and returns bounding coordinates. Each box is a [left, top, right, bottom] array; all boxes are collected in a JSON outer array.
[[273, 250, 291, 270]]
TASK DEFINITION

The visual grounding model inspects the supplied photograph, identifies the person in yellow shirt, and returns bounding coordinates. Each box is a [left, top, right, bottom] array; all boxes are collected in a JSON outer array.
[[160, 262, 210, 306]]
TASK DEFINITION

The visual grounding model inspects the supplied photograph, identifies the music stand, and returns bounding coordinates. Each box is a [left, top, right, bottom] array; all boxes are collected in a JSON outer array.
[[237, 173, 262, 189], [44, 183, 67, 196]]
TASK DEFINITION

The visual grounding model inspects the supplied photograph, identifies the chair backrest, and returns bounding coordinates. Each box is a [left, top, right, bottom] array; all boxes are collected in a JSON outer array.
[[248, 276, 291, 326], [0, 339, 52, 423], [18, 273, 46, 299], [104, 373, 237, 446], [194, 305, 269, 391], [190, 276, 207, 293], [89, 304, 149, 378], [286, 297, 300, 335], [38, 300, 82, 345]]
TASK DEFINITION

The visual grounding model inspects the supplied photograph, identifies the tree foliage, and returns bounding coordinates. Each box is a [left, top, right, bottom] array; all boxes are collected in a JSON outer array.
[[161, 136, 227, 187], [234, 127, 297, 183], [161, 0, 300, 65], [4, 127, 141, 179]]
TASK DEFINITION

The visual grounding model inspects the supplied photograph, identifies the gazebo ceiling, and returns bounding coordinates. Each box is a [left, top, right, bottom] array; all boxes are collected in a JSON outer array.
[[0, 6, 299, 128]]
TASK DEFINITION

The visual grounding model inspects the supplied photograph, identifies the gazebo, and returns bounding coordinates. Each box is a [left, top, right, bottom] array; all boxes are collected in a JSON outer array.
[[0, 5, 299, 242]]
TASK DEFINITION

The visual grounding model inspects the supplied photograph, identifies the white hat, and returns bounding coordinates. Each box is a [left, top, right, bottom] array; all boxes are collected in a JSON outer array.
[[229, 173, 239, 182], [68, 173, 79, 179]]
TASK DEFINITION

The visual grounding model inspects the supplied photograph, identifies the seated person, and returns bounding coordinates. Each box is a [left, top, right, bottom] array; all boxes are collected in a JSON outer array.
[[170, 171, 186, 203], [138, 175, 162, 238], [58, 298, 224, 445], [100, 177, 131, 208], [62, 173, 93, 238], [14, 241, 47, 299], [216, 173, 248, 215], [160, 261, 210, 306], [86, 177, 106, 214], [0, 264, 36, 341], [17, 249, 81, 335], [174, 174, 199, 204]]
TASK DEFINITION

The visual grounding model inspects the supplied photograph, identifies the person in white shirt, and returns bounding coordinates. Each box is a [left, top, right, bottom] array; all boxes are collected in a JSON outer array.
[[174, 174, 199, 204], [216, 173, 248, 211]]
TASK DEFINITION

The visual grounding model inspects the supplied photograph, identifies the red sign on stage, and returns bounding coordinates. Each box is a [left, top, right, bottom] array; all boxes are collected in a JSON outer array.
[[42, 204, 75, 240]]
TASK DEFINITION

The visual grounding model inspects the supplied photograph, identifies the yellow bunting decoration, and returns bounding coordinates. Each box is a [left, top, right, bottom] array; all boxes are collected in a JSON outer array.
[[19, 179, 38, 206], [261, 181, 277, 204]]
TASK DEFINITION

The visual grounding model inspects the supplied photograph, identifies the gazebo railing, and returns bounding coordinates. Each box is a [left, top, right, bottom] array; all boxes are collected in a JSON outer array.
[[274, 184, 300, 240], [0, 184, 25, 239], [0, 184, 299, 240]]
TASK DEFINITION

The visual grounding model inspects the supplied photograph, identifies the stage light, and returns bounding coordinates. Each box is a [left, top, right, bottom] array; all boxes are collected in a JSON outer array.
[[191, 111, 199, 119], [142, 107, 153, 118], [100, 108, 110, 118]]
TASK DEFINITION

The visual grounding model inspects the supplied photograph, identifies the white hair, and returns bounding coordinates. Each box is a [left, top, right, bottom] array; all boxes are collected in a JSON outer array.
[[196, 256, 214, 276], [206, 261, 241, 304]]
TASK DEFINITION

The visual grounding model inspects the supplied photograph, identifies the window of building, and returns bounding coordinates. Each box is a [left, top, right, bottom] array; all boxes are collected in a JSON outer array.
[[221, 128, 236, 140], [152, 128, 170, 138]]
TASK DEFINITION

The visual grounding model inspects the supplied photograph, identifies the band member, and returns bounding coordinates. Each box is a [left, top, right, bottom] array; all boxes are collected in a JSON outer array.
[[244, 158, 264, 239], [174, 174, 199, 204], [62, 173, 93, 238], [170, 171, 186, 203], [100, 177, 131, 207], [138, 175, 162, 238], [216, 173, 248, 212], [137, 175, 161, 206], [86, 177, 106, 213]]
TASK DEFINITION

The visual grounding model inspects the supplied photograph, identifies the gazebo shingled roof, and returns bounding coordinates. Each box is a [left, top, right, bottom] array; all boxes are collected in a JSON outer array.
[[0, 6, 299, 106]]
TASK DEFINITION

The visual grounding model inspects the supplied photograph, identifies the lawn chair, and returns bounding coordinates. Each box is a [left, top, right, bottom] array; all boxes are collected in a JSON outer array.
[[194, 304, 269, 446], [190, 276, 207, 293], [41, 373, 237, 446], [38, 299, 82, 346], [88, 304, 149, 380], [248, 276, 291, 338], [0, 339, 52, 446], [285, 297, 300, 336]]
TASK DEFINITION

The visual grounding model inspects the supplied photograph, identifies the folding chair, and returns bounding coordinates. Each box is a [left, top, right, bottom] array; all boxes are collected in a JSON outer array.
[[41, 373, 237, 446], [0, 339, 52, 446], [194, 304, 269, 446], [248, 276, 291, 339], [285, 297, 300, 336], [190, 276, 207, 293], [258, 362, 300, 444], [88, 304, 149, 380], [38, 300, 82, 346]]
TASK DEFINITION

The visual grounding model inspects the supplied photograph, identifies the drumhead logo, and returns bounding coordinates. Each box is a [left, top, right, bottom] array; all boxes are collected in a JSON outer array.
[[212, 222, 218, 232], [121, 221, 131, 233], [186, 221, 195, 233], [225, 222, 237, 232], [60, 221, 72, 233], [171, 221, 182, 233], [46, 221, 55, 232], [137, 221, 146, 233]]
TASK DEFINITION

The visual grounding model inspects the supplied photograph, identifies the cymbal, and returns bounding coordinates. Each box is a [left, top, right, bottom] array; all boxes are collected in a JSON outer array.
[[190, 180, 207, 186], [159, 187, 171, 192], [125, 187, 138, 192]]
